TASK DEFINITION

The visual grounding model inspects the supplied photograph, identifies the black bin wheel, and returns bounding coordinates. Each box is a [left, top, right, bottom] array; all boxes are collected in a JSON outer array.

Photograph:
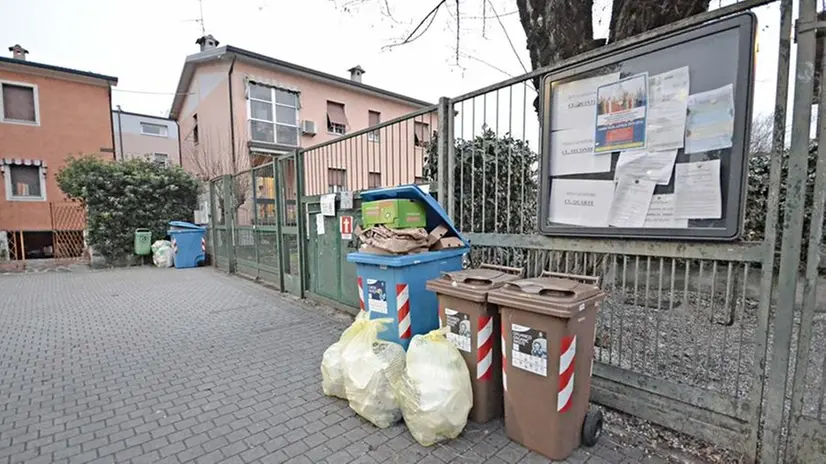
[[581, 407, 603, 447]]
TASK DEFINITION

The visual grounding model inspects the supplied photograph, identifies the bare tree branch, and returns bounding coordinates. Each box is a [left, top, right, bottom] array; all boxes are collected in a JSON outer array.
[[381, 0, 448, 50]]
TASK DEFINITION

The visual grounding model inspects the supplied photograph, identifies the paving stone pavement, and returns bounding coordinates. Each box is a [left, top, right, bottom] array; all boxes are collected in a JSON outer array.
[[0, 267, 670, 464]]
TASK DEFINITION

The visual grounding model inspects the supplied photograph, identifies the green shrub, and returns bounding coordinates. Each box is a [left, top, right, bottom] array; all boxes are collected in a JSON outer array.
[[57, 156, 201, 261]]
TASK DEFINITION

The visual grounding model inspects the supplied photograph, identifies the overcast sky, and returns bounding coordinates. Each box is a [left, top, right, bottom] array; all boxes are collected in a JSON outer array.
[[0, 0, 786, 125]]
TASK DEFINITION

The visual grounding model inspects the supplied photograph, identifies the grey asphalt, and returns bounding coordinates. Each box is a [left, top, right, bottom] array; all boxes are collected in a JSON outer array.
[[0, 267, 654, 464]]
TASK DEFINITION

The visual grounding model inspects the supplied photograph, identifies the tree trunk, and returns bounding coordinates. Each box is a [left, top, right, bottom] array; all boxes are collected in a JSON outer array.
[[610, 0, 710, 42], [516, 0, 710, 111]]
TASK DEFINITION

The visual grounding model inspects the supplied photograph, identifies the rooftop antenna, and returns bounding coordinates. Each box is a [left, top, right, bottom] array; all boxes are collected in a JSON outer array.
[[196, 0, 206, 36]]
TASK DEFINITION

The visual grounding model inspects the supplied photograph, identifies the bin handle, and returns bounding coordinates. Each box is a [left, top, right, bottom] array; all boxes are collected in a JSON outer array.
[[479, 263, 523, 276], [135, 228, 151, 233], [503, 280, 578, 299], [541, 270, 600, 287]]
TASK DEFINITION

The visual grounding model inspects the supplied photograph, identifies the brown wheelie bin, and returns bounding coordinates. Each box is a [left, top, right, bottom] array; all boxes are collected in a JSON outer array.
[[425, 263, 522, 423], [487, 271, 606, 461]]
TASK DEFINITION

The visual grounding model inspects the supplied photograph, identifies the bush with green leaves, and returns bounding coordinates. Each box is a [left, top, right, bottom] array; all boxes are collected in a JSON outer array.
[[423, 127, 539, 234], [57, 156, 201, 261]]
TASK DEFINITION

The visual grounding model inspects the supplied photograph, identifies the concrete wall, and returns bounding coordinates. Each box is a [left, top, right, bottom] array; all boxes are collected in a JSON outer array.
[[0, 67, 113, 231], [112, 112, 180, 165]]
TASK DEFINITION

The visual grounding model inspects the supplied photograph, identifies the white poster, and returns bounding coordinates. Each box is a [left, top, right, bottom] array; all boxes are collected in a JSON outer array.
[[550, 128, 611, 176], [643, 194, 689, 228], [340, 191, 353, 210], [614, 150, 678, 185], [320, 194, 336, 217], [551, 73, 621, 132], [608, 177, 656, 228], [646, 67, 690, 152], [549, 179, 615, 227], [315, 214, 325, 235], [685, 84, 735, 154], [674, 159, 722, 219]]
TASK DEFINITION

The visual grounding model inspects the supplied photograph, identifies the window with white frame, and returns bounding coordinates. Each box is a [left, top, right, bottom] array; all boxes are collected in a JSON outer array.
[[327, 101, 347, 135], [328, 168, 346, 193], [140, 122, 168, 137], [367, 110, 380, 142], [0, 81, 39, 125], [248, 83, 299, 146], [152, 153, 169, 167], [3, 161, 46, 201], [414, 121, 430, 148]]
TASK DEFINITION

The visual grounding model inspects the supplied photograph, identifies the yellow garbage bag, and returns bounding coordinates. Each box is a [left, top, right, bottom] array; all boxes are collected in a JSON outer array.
[[342, 317, 406, 428], [321, 311, 370, 399], [392, 327, 473, 446]]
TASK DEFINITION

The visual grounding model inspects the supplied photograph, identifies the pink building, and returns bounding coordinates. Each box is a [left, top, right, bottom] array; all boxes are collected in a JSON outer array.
[[112, 109, 181, 166], [169, 35, 434, 194]]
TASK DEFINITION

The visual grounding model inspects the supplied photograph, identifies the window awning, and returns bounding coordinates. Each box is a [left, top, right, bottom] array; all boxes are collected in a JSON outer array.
[[0, 158, 47, 173], [327, 102, 348, 126]]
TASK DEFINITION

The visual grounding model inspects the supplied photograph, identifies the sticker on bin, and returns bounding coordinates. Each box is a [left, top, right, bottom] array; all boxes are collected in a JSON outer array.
[[367, 279, 388, 314], [445, 308, 471, 353], [511, 324, 548, 377]]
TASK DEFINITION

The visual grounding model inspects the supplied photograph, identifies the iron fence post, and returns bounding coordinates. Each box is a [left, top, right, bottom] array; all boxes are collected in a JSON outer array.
[[251, 169, 260, 272], [295, 149, 307, 298], [446, 98, 456, 221], [437, 96, 450, 208], [274, 159, 286, 291], [209, 179, 218, 267], [223, 174, 237, 274], [761, 1, 817, 462], [746, 0, 793, 462]]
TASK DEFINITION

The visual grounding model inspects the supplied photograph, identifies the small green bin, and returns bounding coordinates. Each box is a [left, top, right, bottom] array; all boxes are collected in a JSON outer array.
[[134, 229, 152, 255]]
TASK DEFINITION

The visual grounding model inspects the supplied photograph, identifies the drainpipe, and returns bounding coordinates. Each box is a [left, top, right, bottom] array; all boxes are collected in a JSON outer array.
[[175, 119, 183, 166], [227, 55, 238, 173], [115, 106, 124, 161], [109, 89, 118, 161]]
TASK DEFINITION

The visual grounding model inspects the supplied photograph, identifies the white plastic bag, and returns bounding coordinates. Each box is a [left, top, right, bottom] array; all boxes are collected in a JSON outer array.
[[342, 317, 406, 428], [321, 311, 370, 399], [393, 328, 473, 446], [151, 240, 174, 268]]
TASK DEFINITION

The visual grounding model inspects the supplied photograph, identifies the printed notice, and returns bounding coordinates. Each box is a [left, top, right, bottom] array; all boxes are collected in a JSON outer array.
[[321, 194, 336, 216], [549, 179, 615, 227], [315, 214, 325, 235], [551, 73, 621, 132], [595, 73, 648, 153], [608, 177, 656, 228], [367, 279, 388, 314], [511, 324, 548, 377], [685, 84, 735, 154], [674, 159, 722, 219], [646, 67, 690, 151], [550, 127, 611, 176], [445, 308, 471, 353], [340, 191, 353, 210], [614, 150, 678, 185], [643, 194, 689, 228]]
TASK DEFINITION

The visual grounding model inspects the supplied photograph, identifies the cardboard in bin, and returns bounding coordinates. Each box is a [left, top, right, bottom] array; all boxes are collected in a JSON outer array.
[[362, 198, 426, 229], [488, 272, 605, 461], [348, 185, 469, 267]]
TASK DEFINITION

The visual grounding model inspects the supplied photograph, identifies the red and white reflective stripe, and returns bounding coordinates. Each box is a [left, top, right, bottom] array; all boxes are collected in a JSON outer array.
[[557, 335, 577, 413], [171, 238, 178, 255], [396, 284, 411, 339], [501, 326, 508, 392], [476, 316, 493, 380], [201, 237, 206, 253], [357, 277, 365, 311]]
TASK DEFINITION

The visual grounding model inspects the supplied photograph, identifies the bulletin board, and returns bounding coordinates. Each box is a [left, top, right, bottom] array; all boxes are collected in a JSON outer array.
[[538, 13, 756, 241]]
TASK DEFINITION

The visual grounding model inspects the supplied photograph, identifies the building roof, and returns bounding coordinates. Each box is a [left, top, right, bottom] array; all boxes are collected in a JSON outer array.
[[0, 56, 118, 84], [112, 108, 175, 121], [169, 45, 432, 119]]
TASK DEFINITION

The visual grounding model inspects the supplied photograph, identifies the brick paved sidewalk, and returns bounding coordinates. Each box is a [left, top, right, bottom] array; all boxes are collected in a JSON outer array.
[[0, 267, 696, 463]]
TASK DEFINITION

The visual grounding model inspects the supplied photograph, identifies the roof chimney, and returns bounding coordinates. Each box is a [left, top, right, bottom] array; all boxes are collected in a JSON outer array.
[[8, 44, 29, 61], [348, 65, 365, 83], [195, 35, 219, 52]]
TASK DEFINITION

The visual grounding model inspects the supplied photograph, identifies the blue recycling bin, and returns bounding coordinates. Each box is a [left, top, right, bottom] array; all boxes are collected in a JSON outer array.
[[167, 221, 206, 269], [347, 185, 470, 350]]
